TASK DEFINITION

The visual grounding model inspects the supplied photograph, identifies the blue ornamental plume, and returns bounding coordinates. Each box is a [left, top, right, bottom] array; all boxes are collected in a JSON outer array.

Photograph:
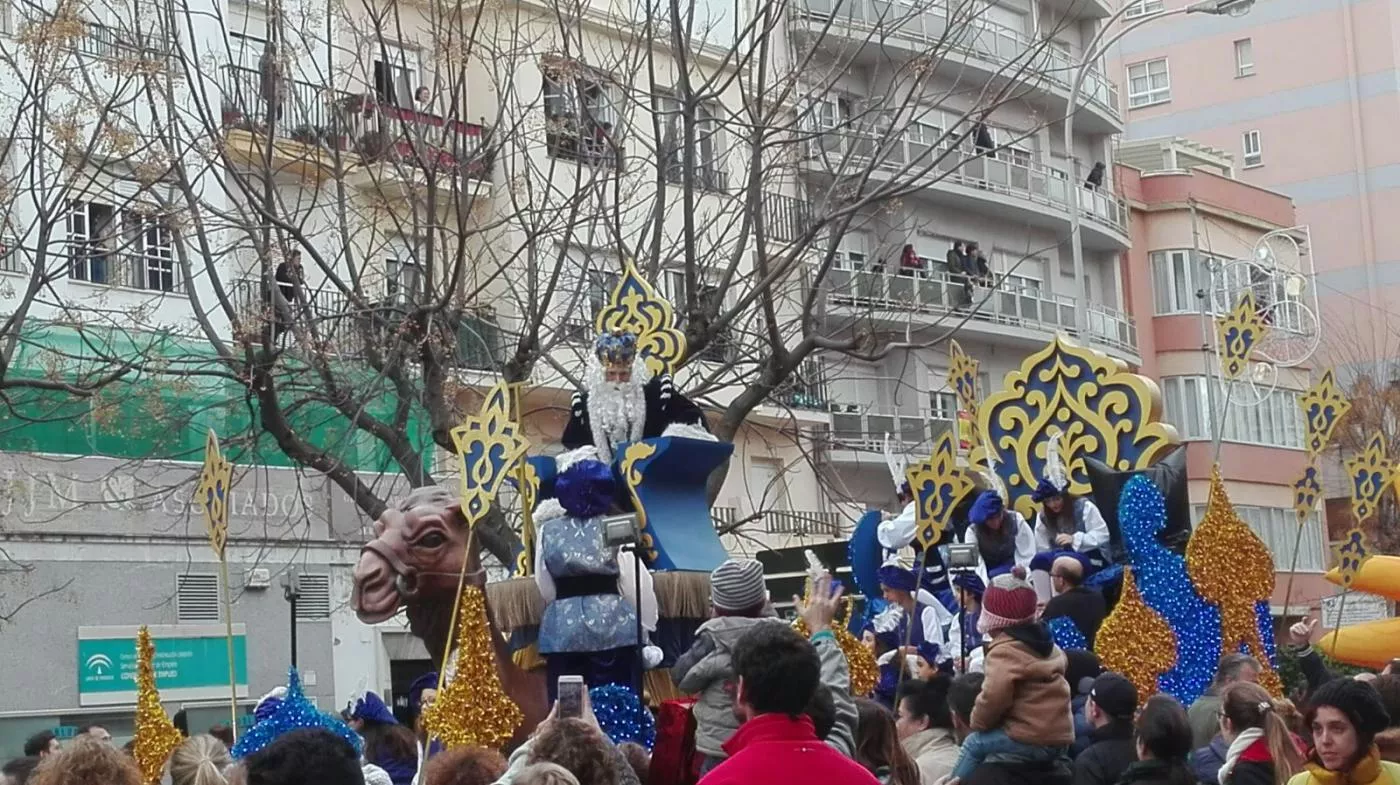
[[589, 684, 656, 750], [1117, 475, 1221, 705], [555, 459, 617, 519], [1047, 616, 1087, 651], [232, 668, 363, 760]]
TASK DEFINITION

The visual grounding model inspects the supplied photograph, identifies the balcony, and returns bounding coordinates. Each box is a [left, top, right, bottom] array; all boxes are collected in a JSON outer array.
[[828, 409, 954, 456], [819, 267, 1138, 357], [664, 160, 729, 193], [68, 246, 184, 295], [802, 135, 1129, 249], [761, 192, 816, 244], [219, 66, 493, 192], [711, 506, 844, 537], [790, 0, 1121, 133], [74, 21, 169, 61]]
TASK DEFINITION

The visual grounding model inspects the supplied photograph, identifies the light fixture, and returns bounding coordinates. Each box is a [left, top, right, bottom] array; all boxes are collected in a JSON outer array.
[[1187, 0, 1254, 15], [1285, 274, 1306, 299], [602, 513, 641, 547]]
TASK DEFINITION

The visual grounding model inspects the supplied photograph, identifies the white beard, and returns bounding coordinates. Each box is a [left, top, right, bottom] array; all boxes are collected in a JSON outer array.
[[584, 356, 648, 463]]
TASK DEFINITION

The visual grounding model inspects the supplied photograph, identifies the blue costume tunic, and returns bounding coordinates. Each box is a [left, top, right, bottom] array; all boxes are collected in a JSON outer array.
[[537, 516, 639, 655]]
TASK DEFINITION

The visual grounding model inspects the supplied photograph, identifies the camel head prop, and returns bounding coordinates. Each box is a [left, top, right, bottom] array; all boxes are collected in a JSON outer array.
[[351, 485, 547, 748]]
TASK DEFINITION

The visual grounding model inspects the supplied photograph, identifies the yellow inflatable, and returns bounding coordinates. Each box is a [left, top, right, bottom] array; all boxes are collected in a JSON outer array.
[[1315, 555, 1400, 669]]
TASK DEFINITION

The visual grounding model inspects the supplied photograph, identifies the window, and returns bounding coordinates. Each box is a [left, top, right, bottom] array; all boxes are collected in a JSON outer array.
[[177, 573, 221, 622], [1124, 0, 1164, 18], [386, 254, 423, 304], [749, 459, 789, 511], [659, 95, 725, 191], [1161, 375, 1304, 448], [1234, 38, 1254, 77], [1151, 249, 1208, 315], [68, 201, 180, 293], [929, 390, 957, 421], [835, 230, 868, 271], [1243, 130, 1262, 167], [1191, 505, 1325, 572], [544, 64, 620, 167], [562, 250, 619, 341], [293, 574, 332, 620], [1126, 58, 1171, 108], [373, 43, 418, 109], [995, 251, 1043, 293]]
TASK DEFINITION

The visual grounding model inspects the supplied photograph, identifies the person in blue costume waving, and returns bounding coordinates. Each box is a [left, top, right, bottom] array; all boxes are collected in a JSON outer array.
[[960, 469, 1036, 586], [1029, 430, 1111, 602]]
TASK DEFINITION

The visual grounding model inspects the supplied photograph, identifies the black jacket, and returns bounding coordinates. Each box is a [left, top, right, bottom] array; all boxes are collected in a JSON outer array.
[[1042, 585, 1108, 647], [1226, 761, 1277, 785], [1074, 720, 1138, 785], [1115, 760, 1197, 785]]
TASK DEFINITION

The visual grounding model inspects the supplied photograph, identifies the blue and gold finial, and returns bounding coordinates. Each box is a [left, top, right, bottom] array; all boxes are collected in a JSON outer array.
[[1300, 369, 1351, 459], [904, 431, 975, 549], [1215, 290, 1269, 380], [594, 259, 686, 377], [1344, 433, 1391, 523]]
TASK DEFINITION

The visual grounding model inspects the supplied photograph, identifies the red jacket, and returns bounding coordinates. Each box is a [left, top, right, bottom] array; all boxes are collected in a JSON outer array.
[[699, 714, 879, 785]]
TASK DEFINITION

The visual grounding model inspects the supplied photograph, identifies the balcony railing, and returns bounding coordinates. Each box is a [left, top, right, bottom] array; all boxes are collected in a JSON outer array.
[[762, 192, 816, 244], [68, 245, 184, 295], [708, 506, 843, 537], [0, 237, 21, 274], [221, 65, 349, 149], [791, 0, 1120, 122], [664, 161, 728, 193], [805, 134, 1128, 235], [820, 266, 1137, 354], [829, 410, 954, 453], [75, 21, 169, 60]]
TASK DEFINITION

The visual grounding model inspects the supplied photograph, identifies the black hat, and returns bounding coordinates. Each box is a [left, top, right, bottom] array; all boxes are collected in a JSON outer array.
[[1090, 673, 1140, 720], [1065, 649, 1104, 696], [1310, 678, 1392, 739]]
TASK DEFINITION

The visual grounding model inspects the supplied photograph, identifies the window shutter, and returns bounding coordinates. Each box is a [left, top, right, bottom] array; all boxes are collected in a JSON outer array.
[[176, 574, 221, 622], [295, 574, 332, 620]]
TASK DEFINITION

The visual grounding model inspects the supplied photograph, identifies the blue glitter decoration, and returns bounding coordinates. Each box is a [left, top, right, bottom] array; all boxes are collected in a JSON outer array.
[[1047, 615, 1087, 651], [232, 668, 363, 760], [1255, 600, 1277, 666], [589, 683, 656, 750], [1117, 475, 1221, 706]]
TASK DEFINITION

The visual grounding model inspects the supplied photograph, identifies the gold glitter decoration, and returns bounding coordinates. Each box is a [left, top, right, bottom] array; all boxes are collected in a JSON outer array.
[[421, 585, 524, 749], [1096, 568, 1177, 706], [132, 627, 183, 785], [1185, 466, 1283, 696], [794, 598, 878, 697]]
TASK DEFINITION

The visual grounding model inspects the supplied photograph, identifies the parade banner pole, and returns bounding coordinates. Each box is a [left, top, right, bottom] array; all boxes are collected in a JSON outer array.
[[195, 429, 238, 734], [220, 556, 238, 730]]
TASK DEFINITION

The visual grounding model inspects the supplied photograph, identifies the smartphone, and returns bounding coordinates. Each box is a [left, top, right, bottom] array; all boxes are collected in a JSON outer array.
[[557, 675, 585, 719]]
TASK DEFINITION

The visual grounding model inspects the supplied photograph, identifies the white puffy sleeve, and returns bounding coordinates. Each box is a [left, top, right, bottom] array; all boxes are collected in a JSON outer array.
[[534, 531, 556, 604], [878, 502, 918, 550], [1014, 516, 1036, 569], [616, 549, 659, 633], [1033, 514, 1053, 552], [1076, 499, 1111, 552], [922, 602, 958, 663]]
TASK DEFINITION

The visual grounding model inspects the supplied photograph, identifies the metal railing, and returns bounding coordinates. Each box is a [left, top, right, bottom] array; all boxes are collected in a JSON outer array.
[[229, 278, 362, 355], [75, 21, 169, 60], [68, 245, 184, 294], [664, 161, 728, 192], [828, 410, 955, 453], [767, 509, 843, 537], [341, 94, 494, 180], [221, 65, 348, 148], [791, 0, 1120, 121], [0, 237, 21, 274], [805, 134, 1128, 235], [762, 192, 816, 243], [819, 266, 1137, 353]]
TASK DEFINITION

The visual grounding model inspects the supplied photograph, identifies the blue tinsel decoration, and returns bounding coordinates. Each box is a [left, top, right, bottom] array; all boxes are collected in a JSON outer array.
[[1256, 599, 1278, 665], [232, 668, 363, 760], [555, 459, 617, 518], [589, 683, 656, 750], [1118, 475, 1221, 706], [1047, 615, 1088, 651]]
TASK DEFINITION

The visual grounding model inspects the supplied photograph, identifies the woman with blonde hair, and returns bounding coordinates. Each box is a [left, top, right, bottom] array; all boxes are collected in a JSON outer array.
[[169, 734, 231, 785], [1217, 682, 1305, 785]]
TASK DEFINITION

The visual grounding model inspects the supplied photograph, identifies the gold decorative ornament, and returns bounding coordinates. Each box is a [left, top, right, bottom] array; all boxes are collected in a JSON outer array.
[[1333, 528, 1374, 589], [947, 340, 981, 449], [621, 441, 660, 563], [594, 258, 687, 377], [449, 381, 530, 528], [514, 461, 541, 577], [1293, 463, 1322, 522], [1215, 291, 1269, 381], [1097, 568, 1177, 706], [793, 594, 878, 698], [1185, 466, 1283, 696], [972, 335, 1179, 520], [195, 429, 232, 559], [421, 585, 524, 748], [905, 431, 975, 549], [132, 627, 184, 785], [1344, 433, 1391, 523], [1300, 370, 1351, 459]]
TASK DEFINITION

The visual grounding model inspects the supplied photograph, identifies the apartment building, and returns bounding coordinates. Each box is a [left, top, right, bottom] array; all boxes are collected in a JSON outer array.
[[1117, 136, 1330, 615]]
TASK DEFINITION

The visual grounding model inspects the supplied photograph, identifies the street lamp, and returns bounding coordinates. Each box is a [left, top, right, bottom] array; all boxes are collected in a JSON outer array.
[[281, 569, 302, 668], [1065, 0, 1254, 336]]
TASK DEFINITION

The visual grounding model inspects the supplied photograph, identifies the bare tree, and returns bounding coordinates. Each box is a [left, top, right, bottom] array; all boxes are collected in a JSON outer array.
[[0, 0, 1097, 569]]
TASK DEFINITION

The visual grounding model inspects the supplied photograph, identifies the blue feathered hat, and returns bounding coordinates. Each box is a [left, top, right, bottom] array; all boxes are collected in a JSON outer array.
[[952, 572, 985, 598], [408, 672, 438, 714], [594, 329, 638, 368], [877, 564, 918, 593], [1031, 478, 1065, 502], [968, 490, 1004, 525], [232, 668, 362, 760], [351, 691, 398, 726]]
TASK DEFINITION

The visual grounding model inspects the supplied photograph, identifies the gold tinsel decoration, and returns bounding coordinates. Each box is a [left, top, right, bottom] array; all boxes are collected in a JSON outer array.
[[793, 597, 879, 697], [1185, 467, 1284, 696], [132, 626, 184, 785], [421, 585, 523, 749], [1097, 568, 1177, 706]]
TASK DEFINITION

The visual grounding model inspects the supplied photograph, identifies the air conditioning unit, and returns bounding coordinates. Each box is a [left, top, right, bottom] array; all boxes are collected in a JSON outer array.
[[245, 568, 272, 589]]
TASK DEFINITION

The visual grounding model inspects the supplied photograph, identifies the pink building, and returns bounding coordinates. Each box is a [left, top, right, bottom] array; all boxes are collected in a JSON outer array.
[[1117, 139, 1332, 617], [1111, 0, 1398, 363]]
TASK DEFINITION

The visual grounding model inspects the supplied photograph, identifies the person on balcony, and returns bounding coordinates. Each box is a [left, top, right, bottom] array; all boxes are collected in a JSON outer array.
[[258, 36, 283, 123], [1028, 430, 1111, 602], [899, 244, 924, 278], [1084, 162, 1106, 190], [877, 435, 956, 610], [959, 471, 1035, 585], [264, 249, 303, 344], [948, 241, 972, 307]]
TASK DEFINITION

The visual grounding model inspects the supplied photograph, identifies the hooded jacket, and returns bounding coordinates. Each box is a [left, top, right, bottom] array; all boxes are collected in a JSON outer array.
[[700, 714, 879, 785], [672, 615, 785, 758], [970, 622, 1074, 747]]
